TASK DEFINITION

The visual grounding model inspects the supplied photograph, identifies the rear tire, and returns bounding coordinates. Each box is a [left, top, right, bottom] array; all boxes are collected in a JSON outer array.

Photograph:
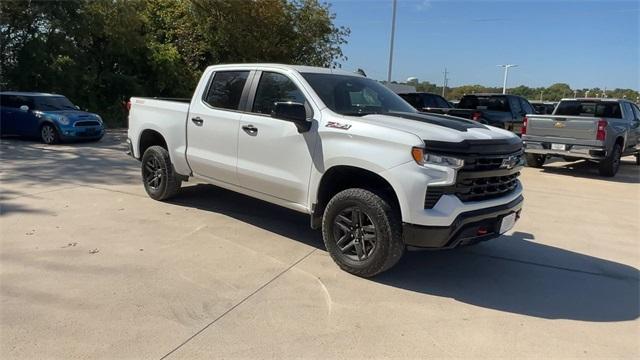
[[322, 188, 404, 278], [141, 145, 182, 200], [40, 123, 59, 144], [525, 153, 545, 168], [599, 143, 622, 177]]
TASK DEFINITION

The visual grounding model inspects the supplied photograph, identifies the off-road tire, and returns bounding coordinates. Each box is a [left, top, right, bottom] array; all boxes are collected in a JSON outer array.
[[141, 145, 182, 200], [322, 188, 404, 277], [599, 143, 622, 177], [525, 153, 545, 168], [40, 123, 59, 144]]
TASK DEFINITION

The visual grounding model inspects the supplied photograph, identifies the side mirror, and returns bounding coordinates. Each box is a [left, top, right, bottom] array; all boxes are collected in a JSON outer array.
[[272, 102, 311, 132], [19, 105, 29, 112]]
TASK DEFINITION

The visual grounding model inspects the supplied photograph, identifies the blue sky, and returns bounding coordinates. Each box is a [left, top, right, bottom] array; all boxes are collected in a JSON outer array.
[[330, 0, 639, 89]]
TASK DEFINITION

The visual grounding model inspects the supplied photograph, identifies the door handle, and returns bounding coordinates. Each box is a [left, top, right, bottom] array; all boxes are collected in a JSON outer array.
[[191, 117, 204, 126], [242, 124, 258, 136]]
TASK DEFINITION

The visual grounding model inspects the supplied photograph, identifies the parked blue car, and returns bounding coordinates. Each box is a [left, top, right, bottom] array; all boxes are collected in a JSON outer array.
[[0, 92, 105, 144]]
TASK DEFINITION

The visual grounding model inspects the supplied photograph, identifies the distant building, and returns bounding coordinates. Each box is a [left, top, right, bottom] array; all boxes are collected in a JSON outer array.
[[384, 83, 416, 94]]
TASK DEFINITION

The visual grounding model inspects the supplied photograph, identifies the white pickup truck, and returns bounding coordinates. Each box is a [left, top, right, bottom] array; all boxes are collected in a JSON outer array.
[[127, 64, 524, 277]]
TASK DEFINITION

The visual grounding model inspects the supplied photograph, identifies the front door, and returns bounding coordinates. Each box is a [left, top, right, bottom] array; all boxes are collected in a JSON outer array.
[[186, 70, 252, 184], [236, 71, 318, 205]]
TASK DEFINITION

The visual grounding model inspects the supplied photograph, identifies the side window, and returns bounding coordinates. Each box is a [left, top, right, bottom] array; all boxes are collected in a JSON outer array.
[[509, 97, 522, 114], [399, 94, 420, 108], [632, 104, 640, 120], [1, 95, 19, 108], [252, 72, 306, 115], [204, 71, 250, 110], [621, 102, 634, 121], [14, 96, 34, 109], [435, 96, 451, 108], [520, 98, 535, 114]]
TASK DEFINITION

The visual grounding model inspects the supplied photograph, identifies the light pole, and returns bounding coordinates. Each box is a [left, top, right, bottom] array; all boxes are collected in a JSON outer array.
[[386, 0, 397, 84], [585, 90, 590, 98], [497, 64, 518, 94], [442, 68, 449, 97]]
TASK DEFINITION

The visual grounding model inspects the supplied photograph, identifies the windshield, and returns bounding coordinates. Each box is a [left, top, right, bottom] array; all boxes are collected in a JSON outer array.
[[555, 101, 622, 118], [301, 73, 417, 116], [458, 95, 510, 111], [34, 96, 76, 111]]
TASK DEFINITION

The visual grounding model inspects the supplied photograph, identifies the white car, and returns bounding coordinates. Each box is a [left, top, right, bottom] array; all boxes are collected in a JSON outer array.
[[127, 64, 524, 277]]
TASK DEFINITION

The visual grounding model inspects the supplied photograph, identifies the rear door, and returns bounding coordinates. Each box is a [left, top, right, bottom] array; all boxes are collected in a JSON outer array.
[[186, 70, 253, 184]]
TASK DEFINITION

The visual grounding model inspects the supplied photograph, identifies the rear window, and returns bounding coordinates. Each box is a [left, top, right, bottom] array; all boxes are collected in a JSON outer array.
[[458, 96, 509, 112], [555, 101, 622, 118]]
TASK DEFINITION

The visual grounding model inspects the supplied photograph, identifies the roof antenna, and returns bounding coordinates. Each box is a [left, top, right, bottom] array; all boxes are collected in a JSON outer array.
[[355, 68, 367, 77]]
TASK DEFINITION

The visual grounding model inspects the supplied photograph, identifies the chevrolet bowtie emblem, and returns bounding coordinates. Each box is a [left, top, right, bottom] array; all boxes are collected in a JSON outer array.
[[500, 156, 518, 169], [554, 122, 566, 128]]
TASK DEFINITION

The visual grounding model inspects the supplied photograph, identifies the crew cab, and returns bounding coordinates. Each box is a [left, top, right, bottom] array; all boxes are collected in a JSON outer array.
[[523, 98, 640, 176], [127, 64, 525, 277], [453, 94, 535, 135]]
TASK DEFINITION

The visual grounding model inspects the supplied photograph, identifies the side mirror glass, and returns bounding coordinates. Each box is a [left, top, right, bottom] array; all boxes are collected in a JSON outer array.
[[19, 105, 29, 112], [271, 102, 311, 132]]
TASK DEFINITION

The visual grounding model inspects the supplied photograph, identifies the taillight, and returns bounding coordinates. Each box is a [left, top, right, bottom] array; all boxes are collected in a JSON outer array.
[[126, 100, 131, 111], [471, 111, 482, 121], [521, 117, 527, 135], [596, 119, 607, 141]]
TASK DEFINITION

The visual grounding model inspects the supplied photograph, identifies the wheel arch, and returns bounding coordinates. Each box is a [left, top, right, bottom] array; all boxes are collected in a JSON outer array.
[[311, 165, 401, 229], [139, 129, 167, 157]]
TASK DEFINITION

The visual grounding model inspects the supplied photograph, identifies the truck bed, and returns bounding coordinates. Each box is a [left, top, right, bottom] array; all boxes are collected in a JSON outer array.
[[127, 97, 191, 175]]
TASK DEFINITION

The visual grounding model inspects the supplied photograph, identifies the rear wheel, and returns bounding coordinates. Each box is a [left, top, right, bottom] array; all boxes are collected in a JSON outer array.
[[322, 188, 404, 277], [599, 143, 622, 177], [525, 153, 545, 168], [40, 124, 59, 144], [141, 145, 182, 200]]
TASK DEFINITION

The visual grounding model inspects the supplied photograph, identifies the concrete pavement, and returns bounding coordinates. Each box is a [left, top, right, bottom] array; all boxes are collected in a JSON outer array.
[[1, 131, 639, 359]]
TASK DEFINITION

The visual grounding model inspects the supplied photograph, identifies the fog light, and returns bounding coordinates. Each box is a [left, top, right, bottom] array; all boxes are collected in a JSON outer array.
[[477, 227, 488, 236]]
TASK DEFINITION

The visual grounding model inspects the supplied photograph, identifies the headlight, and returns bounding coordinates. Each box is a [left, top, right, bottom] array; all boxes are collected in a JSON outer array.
[[57, 116, 70, 125], [411, 147, 464, 168]]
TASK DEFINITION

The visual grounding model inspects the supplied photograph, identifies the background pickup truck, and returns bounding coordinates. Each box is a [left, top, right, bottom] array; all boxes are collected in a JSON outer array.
[[401, 93, 535, 135], [127, 63, 524, 277], [523, 98, 640, 176]]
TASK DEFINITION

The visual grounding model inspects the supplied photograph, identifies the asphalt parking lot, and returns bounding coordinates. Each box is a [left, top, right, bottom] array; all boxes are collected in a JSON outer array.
[[1, 130, 639, 359]]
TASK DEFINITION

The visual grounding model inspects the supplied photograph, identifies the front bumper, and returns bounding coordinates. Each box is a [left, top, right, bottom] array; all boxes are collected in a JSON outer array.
[[403, 195, 523, 249], [58, 125, 105, 140]]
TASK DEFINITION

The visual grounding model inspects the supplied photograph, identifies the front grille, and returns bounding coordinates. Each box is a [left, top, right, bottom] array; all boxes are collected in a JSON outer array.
[[424, 150, 522, 208], [454, 172, 519, 202], [74, 120, 100, 127]]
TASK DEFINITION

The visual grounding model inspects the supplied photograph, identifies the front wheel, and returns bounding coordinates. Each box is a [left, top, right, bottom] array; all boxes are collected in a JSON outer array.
[[322, 188, 404, 277], [599, 143, 622, 177], [40, 124, 59, 144], [141, 146, 182, 200], [525, 153, 545, 168]]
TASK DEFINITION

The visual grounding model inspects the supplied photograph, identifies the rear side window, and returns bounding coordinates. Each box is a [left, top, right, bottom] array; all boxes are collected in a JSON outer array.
[[621, 102, 634, 120], [1, 95, 31, 108], [555, 101, 622, 118], [252, 72, 306, 115], [204, 71, 250, 110], [399, 94, 421, 108], [423, 94, 451, 108], [520, 98, 535, 114], [459, 96, 510, 111], [509, 97, 523, 114]]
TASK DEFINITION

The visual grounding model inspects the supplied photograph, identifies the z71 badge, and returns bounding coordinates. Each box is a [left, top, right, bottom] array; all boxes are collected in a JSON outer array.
[[326, 121, 352, 130]]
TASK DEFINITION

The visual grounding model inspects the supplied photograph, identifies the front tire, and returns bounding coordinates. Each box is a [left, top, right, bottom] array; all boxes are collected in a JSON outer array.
[[41, 123, 59, 144], [525, 153, 545, 168], [141, 146, 182, 200], [322, 188, 404, 278], [599, 143, 622, 177]]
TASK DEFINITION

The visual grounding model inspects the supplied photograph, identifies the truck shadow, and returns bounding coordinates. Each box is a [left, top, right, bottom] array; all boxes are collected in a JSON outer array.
[[172, 184, 639, 322], [539, 157, 639, 184], [375, 232, 639, 322]]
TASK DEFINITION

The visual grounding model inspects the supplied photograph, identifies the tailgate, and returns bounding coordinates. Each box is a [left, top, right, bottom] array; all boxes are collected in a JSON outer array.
[[526, 115, 597, 140]]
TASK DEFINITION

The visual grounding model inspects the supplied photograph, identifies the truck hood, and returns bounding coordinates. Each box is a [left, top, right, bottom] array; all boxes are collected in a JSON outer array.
[[356, 112, 517, 143]]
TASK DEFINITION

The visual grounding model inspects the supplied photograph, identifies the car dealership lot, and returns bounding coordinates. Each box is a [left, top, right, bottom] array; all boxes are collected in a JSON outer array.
[[1, 131, 638, 359]]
